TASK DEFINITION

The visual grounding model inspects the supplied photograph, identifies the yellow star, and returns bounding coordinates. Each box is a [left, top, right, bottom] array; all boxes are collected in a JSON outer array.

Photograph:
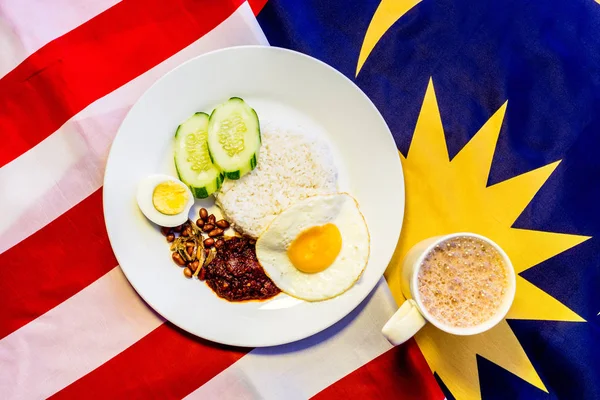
[[385, 79, 591, 399]]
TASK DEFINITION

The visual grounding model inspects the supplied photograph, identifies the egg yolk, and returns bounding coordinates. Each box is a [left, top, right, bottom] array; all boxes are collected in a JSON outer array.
[[287, 223, 342, 273], [152, 181, 189, 215]]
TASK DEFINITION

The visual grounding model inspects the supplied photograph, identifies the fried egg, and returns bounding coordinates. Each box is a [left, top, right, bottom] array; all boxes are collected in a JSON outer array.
[[256, 193, 370, 301], [137, 174, 194, 227]]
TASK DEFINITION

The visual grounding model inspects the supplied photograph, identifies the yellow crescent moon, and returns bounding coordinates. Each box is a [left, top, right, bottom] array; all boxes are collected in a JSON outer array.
[[356, 0, 421, 77]]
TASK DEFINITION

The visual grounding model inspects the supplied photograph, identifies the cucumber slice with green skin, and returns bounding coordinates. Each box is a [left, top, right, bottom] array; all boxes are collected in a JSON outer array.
[[174, 112, 224, 198], [207, 97, 261, 180]]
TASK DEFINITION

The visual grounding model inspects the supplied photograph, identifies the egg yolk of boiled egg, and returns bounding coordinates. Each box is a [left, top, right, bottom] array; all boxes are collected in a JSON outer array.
[[287, 223, 342, 273], [152, 181, 190, 215]]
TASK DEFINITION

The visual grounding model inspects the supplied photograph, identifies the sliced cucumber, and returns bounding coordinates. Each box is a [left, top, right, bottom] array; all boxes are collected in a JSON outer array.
[[207, 97, 261, 180], [174, 112, 224, 198]]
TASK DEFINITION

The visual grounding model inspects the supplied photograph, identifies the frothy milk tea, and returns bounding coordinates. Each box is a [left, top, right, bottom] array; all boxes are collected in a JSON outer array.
[[417, 236, 508, 328]]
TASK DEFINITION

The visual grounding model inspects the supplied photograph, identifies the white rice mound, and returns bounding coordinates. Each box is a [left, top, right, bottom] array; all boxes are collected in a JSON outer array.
[[215, 123, 338, 238]]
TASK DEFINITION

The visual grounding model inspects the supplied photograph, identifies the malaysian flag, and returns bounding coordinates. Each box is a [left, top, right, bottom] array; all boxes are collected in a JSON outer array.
[[1, 0, 598, 399]]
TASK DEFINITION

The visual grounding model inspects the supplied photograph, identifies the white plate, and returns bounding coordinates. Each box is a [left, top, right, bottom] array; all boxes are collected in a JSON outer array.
[[103, 46, 404, 347]]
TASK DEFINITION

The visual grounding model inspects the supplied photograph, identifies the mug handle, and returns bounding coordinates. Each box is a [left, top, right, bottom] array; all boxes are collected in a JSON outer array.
[[382, 299, 427, 345]]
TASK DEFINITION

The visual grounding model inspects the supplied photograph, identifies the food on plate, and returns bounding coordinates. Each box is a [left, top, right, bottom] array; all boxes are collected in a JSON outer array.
[[152, 181, 189, 215], [207, 97, 261, 180], [215, 126, 338, 238], [161, 209, 226, 280], [203, 236, 280, 302], [174, 112, 224, 198], [163, 220, 206, 279], [162, 210, 279, 303], [174, 97, 260, 198], [137, 174, 194, 227], [145, 98, 370, 304], [256, 193, 369, 301]]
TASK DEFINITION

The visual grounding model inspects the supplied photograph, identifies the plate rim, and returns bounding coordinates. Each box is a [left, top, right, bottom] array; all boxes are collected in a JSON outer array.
[[102, 45, 405, 347]]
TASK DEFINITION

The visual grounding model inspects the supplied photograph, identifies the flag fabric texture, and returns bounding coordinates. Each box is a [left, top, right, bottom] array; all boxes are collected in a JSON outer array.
[[0, 0, 598, 399]]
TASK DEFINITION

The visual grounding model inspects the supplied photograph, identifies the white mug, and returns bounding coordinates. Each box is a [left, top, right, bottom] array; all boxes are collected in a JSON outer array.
[[382, 232, 516, 345]]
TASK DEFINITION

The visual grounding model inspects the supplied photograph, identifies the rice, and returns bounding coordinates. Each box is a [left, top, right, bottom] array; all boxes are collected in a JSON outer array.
[[215, 123, 338, 238]]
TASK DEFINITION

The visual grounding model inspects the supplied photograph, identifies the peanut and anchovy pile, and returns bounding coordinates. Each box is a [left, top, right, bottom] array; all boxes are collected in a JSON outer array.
[[160, 208, 230, 280]]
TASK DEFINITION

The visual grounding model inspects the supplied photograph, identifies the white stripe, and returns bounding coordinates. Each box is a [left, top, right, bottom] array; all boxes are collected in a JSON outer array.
[[0, 0, 121, 78], [0, 2, 268, 255], [0, 266, 164, 400], [185, 279, 396, 400]]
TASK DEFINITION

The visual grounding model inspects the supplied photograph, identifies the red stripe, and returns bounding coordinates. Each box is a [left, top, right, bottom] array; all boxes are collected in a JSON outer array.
[[0, 0, 244, 168], [312, 340, 444, 400], [0, 189, 117, 339], [248, 0, 269, 14], [50, 322, 248, 399]]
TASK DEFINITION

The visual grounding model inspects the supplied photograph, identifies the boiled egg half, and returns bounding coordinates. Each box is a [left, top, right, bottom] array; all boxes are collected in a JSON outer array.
[[256, 193, 370, 301], [136, 174, 194, 227]]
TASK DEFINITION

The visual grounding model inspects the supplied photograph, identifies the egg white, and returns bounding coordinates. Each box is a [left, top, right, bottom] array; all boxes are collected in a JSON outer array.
[[256, 193, 370, 301], [136, 174, 194, 227]]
